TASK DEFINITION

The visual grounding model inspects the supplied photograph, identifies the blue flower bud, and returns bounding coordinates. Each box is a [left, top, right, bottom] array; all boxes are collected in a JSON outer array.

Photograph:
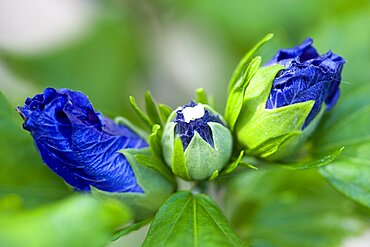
[[162, 101, 232, 180], [265, 38, 345, 128], [17, 88, 148, 193], [174, 101, 223, 149], [232, 38, 345, 160]]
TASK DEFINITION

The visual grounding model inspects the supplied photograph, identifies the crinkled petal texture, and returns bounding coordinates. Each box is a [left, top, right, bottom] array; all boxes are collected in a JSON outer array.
[[174, 101, 223, 149], [265, 38, 345, 128], [17, 88, 148, 193], [265, 38, 319, 66]]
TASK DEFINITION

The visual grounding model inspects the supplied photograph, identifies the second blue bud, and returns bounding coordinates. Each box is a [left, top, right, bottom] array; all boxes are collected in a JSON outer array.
[[162, 101, 232, 180]]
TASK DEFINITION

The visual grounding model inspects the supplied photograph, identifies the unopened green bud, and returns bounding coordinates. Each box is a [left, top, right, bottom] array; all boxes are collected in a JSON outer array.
[[162, 101, 232, 180]]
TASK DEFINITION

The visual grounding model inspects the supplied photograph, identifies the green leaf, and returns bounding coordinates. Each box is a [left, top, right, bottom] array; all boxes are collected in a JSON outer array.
[[319, 143, 370, 208], [317, 103, 370, 151], [172, 137, 191, 180], [112, 217, 152, 241], [225, 56, 261, 130], [312, 83, 370, 207], [242, 146, 344, 172], [280, 147, 344, 170], [312, 83, 370, 152], [227, 33, 273, 93], [158, 103, 173, 123], [244, 147, 344, 171], [196, 88, 209, 104], [129, 96, 153, 130], [145, 91, 163, 126], [142, 191, 247, 247], [0, 195, 132, 247], [225, 169, 367, 247]]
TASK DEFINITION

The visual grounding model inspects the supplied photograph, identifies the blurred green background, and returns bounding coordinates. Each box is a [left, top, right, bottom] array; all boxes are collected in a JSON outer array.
[[0, 0, 369, 246]]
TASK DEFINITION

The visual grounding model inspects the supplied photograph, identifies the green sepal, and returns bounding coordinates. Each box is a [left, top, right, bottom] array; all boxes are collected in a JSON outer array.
[[225, 56, 261, 130], [145, 91, 163, 126], [247, 131, 302, 158], [208, 95, 216, 109], [238, 100, 314, 158], [234, 64, 333, 160], [228, 33, 274, 93], [238, 100, 314, 148], [184, 132, 219, 180], [114, 116, 149, 140], [234, 64, 285, 130], [158, 103, 173, 123], [134, 152, 176, 186], [196, 88, 209, 104], [221, 150, 245, 176], [235, 65, 313, 158], [184, 122, 232, 180], [268, 106, 327, 161], [91, 148, 176, 220], [172, 137, 191, 180], [129, 96, 153, 130], [239, 161, 258, 170], [209, 170, 219, 181], [161, 121, 176, 169], [210, 122, 233, 170], [148, 124, 162, 158], [130, 93, 171, 129]]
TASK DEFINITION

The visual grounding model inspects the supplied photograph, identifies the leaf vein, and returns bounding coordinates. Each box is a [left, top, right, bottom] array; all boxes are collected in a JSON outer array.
[[161, 197, 192, 246], [199, 202, 239, 246]]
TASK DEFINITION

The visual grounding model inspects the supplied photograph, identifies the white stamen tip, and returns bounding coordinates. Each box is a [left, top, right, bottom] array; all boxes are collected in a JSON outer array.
[[182, 104, 205, 123]]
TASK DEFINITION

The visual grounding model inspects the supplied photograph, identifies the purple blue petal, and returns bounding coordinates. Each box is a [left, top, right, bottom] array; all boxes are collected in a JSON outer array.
[[174, 101, 223, 149], [17, 88, 148, 193], [265, 38, 345, 128]]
